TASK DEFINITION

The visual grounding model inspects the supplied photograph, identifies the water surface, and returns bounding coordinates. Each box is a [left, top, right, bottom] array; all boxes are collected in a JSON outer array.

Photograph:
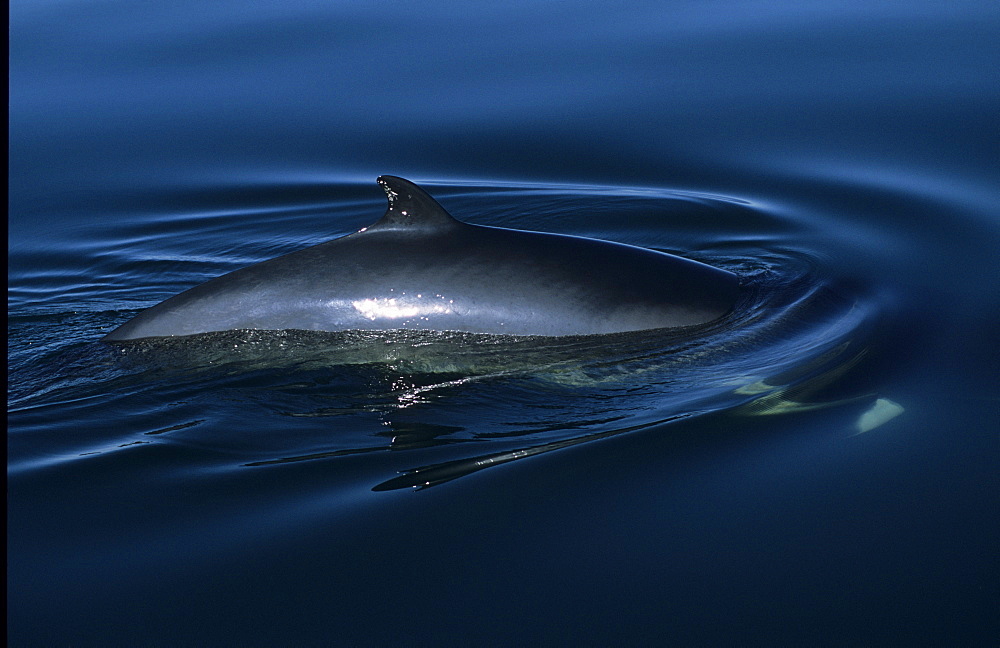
[[8, 1, 998, 645]]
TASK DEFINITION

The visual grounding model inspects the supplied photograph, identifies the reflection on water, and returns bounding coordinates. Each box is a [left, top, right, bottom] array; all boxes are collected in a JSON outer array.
[[372, 416, 690, 491]]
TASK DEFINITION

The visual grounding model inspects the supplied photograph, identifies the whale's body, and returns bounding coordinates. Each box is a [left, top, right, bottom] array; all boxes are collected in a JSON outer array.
[[103, 176, 738, 341]]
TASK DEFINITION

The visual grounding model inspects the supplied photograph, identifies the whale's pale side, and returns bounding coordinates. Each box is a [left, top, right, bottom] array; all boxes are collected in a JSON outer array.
[[102, 176, 739, 341]]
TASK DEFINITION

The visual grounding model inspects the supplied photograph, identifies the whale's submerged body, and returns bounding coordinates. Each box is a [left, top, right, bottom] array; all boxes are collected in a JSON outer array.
[[103, 176, 739, 341]]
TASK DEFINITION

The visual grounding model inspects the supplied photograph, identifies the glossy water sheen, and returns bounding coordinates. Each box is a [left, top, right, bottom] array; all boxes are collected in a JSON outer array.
[[9, 1, 999, 645]]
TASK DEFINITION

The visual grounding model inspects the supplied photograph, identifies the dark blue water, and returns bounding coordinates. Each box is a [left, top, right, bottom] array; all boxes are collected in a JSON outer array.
[[9, 1, 999, 645]]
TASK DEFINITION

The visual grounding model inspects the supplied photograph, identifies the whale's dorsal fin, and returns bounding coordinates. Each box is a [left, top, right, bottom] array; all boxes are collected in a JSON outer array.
[[370, 176, 463, 232]]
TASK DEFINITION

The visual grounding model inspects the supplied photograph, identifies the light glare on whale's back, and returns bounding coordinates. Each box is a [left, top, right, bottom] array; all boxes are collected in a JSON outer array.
[[102, 176, 739, 341]]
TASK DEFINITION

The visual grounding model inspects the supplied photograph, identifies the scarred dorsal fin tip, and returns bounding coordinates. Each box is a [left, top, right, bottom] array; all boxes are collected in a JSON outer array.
[[371, 176, 463, 231]]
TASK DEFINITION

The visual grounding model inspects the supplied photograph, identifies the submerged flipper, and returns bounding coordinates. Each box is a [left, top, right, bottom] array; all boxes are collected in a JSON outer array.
[[372, 176, 463, 231]]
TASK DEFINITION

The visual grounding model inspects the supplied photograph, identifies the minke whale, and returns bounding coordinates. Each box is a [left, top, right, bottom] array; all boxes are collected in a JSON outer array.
[[103, 176, 739, 341]]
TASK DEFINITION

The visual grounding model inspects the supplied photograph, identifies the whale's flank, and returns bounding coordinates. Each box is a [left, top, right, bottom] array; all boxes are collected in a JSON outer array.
[[102, 177, 738, 341]]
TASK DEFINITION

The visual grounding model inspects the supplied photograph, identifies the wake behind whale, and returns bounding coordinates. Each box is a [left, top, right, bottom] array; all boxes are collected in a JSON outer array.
[[103, 176, 739, 341]]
